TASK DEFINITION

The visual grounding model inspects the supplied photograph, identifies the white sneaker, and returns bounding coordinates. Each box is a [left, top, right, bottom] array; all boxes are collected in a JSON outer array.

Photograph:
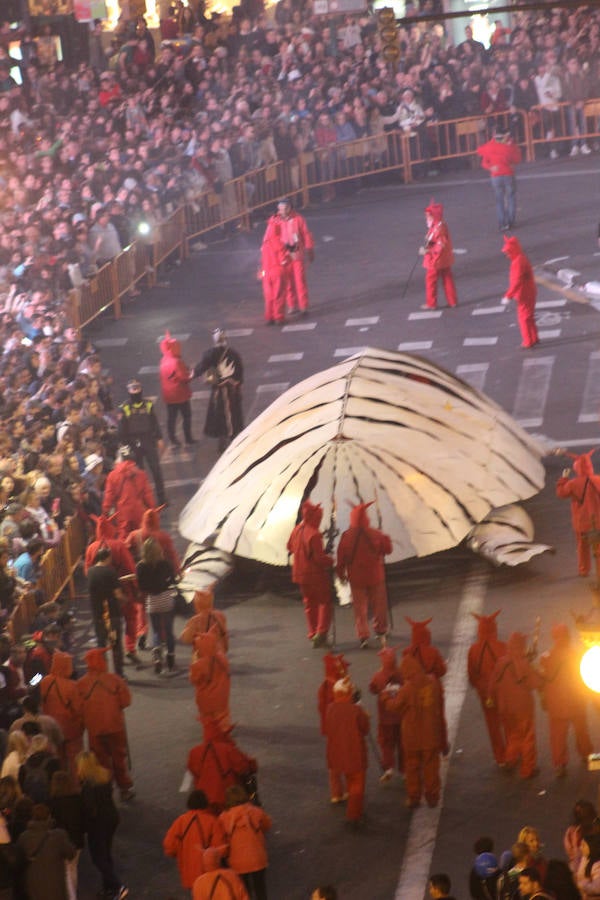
[[581, 143, 592, 155], [570, 145, 579, 156], [550, 149, 559, 159]]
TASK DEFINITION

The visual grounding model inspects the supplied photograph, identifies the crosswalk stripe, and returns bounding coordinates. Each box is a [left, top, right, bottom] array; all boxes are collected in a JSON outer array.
[[268, 352, 303, 362], [472, 306, 506, 315], [95, 337, 128, 348], [155, 333, 190, 343], [192, 390, 211, 400], [463, 337, 497, 347], [455, 363, 489, 392], [407, 311, 442, 321], [345, 317, 380, 326], [227, 328, 253, 337], [512, 356, 555, 427], [334, 347, 368, 357], [397, 341, 433, 351], [138, 365, 159, 374], [537, 330, 561, 339], [282, 323, 317, 332], [257, 383, 290, 394], [578, 351, 600, 423], [536, 299, 567, 309]]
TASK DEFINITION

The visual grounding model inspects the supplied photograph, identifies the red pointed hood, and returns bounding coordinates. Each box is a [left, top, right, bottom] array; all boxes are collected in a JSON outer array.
[[551, 622, 570, 646], [406, 616, 432, 647], [502, 235, 522, 259], [350, 501, 373, 528], [425, 199, 443, 222], [50, 650, 73, 678], [193, 588, 214, 613], [85, 648, 108, 672], [378, 647, 398, 673], [472, 610, 501, 640], [573, 451, 596, 477], [141, 507, 163, 535], [91, 514, 117, 541], [323, 652, 350, 681], [301, 500, 323, 528], [160, 329, 181, 358]]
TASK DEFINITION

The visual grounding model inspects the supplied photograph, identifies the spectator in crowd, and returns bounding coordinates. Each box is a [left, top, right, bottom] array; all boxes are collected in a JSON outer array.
[[16, 802, 75, 900]]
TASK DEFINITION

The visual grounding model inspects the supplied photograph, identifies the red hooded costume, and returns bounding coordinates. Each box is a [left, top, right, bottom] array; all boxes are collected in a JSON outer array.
[[336, 501, 392, 643], [181, 588, 228, 655], [318, 652, 350, 735], [422, 200, 458, 310], [192, 847, 249, 900], [369, 647, 404, 778], [539, 623, 592, 773], [102, 458, 156, 539], [126, 507, 181, 574], [190, 628, 231, 733], [260, 220, 291, 325], [487, 631, 543, 778], [556, 450, 600, 577], [468, 610, 507, 765], [187, 721, 257, 812], [384, 654, 444, 808], [324, 677, 370, 822], [218, 800, 271, 879], [402, 617, 448, 754], [477, 135, 521, 177], [159, 331, 192, 405], [163, 804, 226, 889], [78, 648, 133, 792], [502, 235, 539, 349], [263, 206, 314, 314], [287, 500, 333, 644], [40, 650, 84, 776]]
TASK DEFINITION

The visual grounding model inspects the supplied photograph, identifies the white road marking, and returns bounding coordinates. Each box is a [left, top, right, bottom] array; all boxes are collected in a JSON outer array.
[[472, 306, 506, 315], [456, 363, 489, 392], [226, 328, 254, 337], [268, 352, 303, 362], [138, 365, 159, 374], [397, 341, 433, 351], [578, 351, 600, 423], [334, 347, 368, 357], [537, 329, 561, 339], [192, 390, 211, 401], [155, 333, 190, 343], [394, 565, 487, 900], [257, 383, 290, 394], [555, 436, 600, 446], [408, 311, 442, 321], [95, 337, 128, 348], [536, 299, 567, 309], [463, 337, 498, 347], [454, 248, 468, 255], [282, 323, 317, 332], [512, 356, 555, 428], [322, 235, 335, 242], [544, 256, 570, 265], [164, 477, 202, 489], [346, 317, 380, 326]]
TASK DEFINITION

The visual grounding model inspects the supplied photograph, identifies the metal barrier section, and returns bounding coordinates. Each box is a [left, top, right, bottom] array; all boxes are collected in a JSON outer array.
[[529, 99, 600, 158], [8, 589, 38, 643]]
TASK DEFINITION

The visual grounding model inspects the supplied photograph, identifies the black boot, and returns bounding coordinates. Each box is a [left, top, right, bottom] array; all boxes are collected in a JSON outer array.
[[166, 652, 176, 673], [152, 647, 163, 675]]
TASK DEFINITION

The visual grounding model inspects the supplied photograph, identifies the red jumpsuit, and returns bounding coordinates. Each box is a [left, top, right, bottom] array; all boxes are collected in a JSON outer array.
[[487, 631, 542, 778], [539, 623, 592, 773], [260, 221, 291, 325], [190, 629, 231, 733], [126, 507, 181, 574], [385, 654, 444, 808], [369, 648, 404, 778], [287, 501, 333, 644], [556, 451, 600, 578], [181, 589, 229, 656], [336, 501, 392, 642], [192, 847, 249, 900], [102, 459, 156, 539], [163, 808, 226, 889], [40, 650, 84, 777], [264, 210, 314, 313], [218, 801, 271, 884], [402, 617, 449, 754], [502, 235, 539, 349], [324, 680, 370, 822], [467, 610, 507, 765], [317, 652, 350, 735], [78, 648, 134, 793], [422, 200, 458, 309], [187, 721, 257, 812]]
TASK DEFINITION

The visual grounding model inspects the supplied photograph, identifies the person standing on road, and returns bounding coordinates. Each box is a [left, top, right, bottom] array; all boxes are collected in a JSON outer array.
[[159, 331, 196, 449], [324, 677, 369, 826], [118, 379, 166, 504], [218, 784, 272, 900], [136, 536, 178, 676], [556, 450, 600, 580], [163, 789, 226, 892], [102, 445, 156, 539], [420, 200, 458, 310], [369, 647, 404, 784], [263, 199, 314, 317], [476, 130, 521, 231], [468, 610, 507, 767], [40, 651, 84, 779], [87, 547, 127, 678], [259, 219, 291, 327], [193, 329, 244, 453], [501, 235, 539, 349], [402, 617, 449, 754], [287, 500, 333, 649], [186, 720, 257, 812], [192, 846, 249, 900]]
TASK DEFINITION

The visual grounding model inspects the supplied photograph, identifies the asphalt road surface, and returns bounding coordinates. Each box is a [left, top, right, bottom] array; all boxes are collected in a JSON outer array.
[[78, 156, 600, 900]]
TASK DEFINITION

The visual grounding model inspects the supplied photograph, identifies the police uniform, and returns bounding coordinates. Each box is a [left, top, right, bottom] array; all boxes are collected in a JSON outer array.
[[119, 381, 166, 504]]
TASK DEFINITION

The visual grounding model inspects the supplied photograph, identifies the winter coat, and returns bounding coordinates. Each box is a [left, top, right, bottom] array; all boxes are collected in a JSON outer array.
[[163, 809, 226, 888], [159, 333, 192, 405], [78, 649, 131, 736], [477, 137, 521, 176], [16, 818, 75, 900], [325, 694, 369, 774], [49, 793, 85, 849], [40, 651, 84, 742], [218, 803, 271, 874]]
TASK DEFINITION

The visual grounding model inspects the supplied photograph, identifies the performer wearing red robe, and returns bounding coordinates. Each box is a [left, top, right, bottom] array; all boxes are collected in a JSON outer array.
[[40, 650, 84, 777], [259, 219, 291, 325], [163, 791, 226, 889], [421, 200, 458, 310], [402, 617, 449, 754], [502, 235, 539, 349], [556, 450, 600, 578], [263, 199, 314, 315], [318, 653, 350, 735], [101, 449, 156, 539], [190, 628, 230, 734], [287, 500, 333, 647], [187, 721, 256, 812], [467, 610, 507, 766], [181, 588, 228, 656], [369, 647, 404, 782], [324, 677, 370, 824]]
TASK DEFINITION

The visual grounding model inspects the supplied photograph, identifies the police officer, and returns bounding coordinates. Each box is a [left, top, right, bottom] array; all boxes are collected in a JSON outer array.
[[119, 379, 166, 505]]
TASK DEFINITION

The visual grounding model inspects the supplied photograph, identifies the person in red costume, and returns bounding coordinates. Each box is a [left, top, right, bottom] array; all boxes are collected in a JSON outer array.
[[219, 784, 272, 900], [556, 450, 600, 579], [369, 647, 404, 783], [101, 445, 156, 539], [78, 648, 135, 800], [539, 623, 592, 777], [287, 500, 333, 648], [476, 131, 521, 231], [420, 200, 458, 310], [181, 587, 228, 656], [187, 720, 257, 812], [192, 846, 249, 900], [126, 506, 181, 575], [336, 501, 392, 649], [501, 235, 539, 349], [487, 631, 543, 779], [263, 199, 314, 317], [402, 616, 449, 753], [190, 627, 231, 734], [259, 219, 291, 326], [324, 677, 370, 825], [467, 610, 507, 767], [384, 654, 444, 808], [40, 650, 84, 778], [318, 652, 350, 735], [163, 789, 226, 890], [159, 330, 195, 448]]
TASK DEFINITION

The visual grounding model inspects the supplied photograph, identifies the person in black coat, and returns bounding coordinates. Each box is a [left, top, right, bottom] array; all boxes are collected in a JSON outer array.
[[49, 771, 85, 900], [193, 328, 244, 453], [16, 803, 75, 900]]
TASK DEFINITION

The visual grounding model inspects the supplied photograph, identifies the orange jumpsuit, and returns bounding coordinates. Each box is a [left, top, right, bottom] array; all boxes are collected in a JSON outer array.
[[467, 610, 507, 765], [402, 617, 449, 754], [502, 235, 539, 349], [219, 800, 271, 900], [260, 220, 291, 325], [187, 723, 256, 812], [422, 200, 458, 309], [101, 459, 155, 539], [40, 650, 84, 777], [163, 808, 226, 889], [193, 848, 249, 900], [287, 500, 333, 642], [556, 451, 600, 578], [181, 589, 229, 656], [189, 628, 230, 733], [325, 681, 370, 822], [317, 653, 350, 735], [369, 648, 404, 775], [264, 209, 314, 313]]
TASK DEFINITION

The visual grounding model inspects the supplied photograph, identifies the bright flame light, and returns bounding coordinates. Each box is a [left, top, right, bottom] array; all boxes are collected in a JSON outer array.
[[580, 645, 600, 693]]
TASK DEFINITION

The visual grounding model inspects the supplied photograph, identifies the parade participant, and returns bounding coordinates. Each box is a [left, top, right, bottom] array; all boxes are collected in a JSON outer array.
[[487, 632, 543, 779], [126, 507, 181, 575], [16, 802, 76, 900], [467, 610, 507, 766], [190, 627, 231, 733], [159, 330, 195, 448], [118, 379, 166, 504], [501, 236, 539, 349], [25, 623, 61, 681], [318, 653, 350, 736], [163, 789, 226, 891], [369, 647, 404, 783], [402, 617, 448, 753], [477, 131, 521, 232], [219, 784, 272, 900], [556, 450, 600, 579], [324, 677, 370, 825], [193, 329, 244, 453], [263, 199, 314, 317], [180, 587, 229, 656], [40, 651, 84, 778], [259, 219, 291, 326], [187, 720, 257, 812], [419, 200, 458, 310], [384, 654, 444, 808], [77, 648, 134, 801], [336, 501, 392, 649], [86, 547, 127, 678], [192, 846, 249, 900], [101, 445, 156, 539], [287, 500, 333, 648], [539, 623, 592, 777]]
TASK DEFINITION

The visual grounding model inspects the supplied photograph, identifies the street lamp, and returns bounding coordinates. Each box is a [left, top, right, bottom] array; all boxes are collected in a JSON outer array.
[[575, 586, 600, 693]]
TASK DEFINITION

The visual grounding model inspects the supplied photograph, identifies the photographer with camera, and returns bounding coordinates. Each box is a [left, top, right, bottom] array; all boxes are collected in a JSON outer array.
[[262, 199, 314, 319]]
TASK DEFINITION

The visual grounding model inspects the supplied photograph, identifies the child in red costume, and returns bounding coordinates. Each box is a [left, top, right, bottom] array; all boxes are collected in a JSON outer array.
[[163, 790, 226, 890], [218, 784, 272, 900], [487, 632, 542, 779], [402, 617, 449, 754], [539, 623, 592, 777], [384, 654, 444, 808], [78, 648, 134, 799], [190, 627, 230, 734], [260, 220, 291, 325], [264, 198, 314, 315], [420, 200, 458, 310], [336, 501, 392, 648], [467, 610, 507, 766], [369, 647, 404, 782], [501, 236, 539, 349], [287, 500, 333, 648], [556, 450, 600, 579], [318, 652, 350, 735], [324, 677, 370, 824], [192, 847, 249, 900], [181, 587, 228, 656], [159, 330, 195, 447], [187, 720, 257, 812], [40, 650, 84, 778], [101, 449, 156, 539]]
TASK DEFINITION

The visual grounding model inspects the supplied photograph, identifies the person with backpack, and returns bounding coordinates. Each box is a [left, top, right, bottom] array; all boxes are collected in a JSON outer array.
[[18, 734, 61, 805], [163, 789, 226, 891], [218, 784, 271, 900], [15, 803, 75, 900]]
